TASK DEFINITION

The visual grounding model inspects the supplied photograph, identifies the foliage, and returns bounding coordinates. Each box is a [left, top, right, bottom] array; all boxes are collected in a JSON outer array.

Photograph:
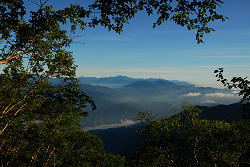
[[0, 126, 125, 166], [128, 102, 250, 166], [215, 68, 250, 119], [89, 0, 228, 44], [0, 1, 125, 166], [0, 63, 126, 166]]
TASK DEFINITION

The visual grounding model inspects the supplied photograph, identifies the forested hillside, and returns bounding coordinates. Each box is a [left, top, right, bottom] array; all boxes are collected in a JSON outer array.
[[89, 103, 245, 159]]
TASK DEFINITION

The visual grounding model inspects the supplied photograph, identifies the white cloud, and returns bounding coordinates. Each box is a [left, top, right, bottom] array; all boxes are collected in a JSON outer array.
[[201, 100, 216, 104], [82, 119, 137, 131], [205, 92, 234, 98], [182, 92, 201, 97], [232, 90, 239, 94]]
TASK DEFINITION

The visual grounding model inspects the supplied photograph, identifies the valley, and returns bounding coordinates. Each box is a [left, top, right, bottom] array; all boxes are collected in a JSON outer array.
[[62, 75, 242, 129]]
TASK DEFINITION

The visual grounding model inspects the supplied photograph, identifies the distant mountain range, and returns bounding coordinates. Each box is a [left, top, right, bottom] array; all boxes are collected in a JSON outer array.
[[77, 75, 194, 88], [50, 75, 240, 128]]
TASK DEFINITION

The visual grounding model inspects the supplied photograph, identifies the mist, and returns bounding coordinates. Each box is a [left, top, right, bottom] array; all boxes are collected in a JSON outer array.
[[79, 76, 241, 128], [83, 119, 137, 131]]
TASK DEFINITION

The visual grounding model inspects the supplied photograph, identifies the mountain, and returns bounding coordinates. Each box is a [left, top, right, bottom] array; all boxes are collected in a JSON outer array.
[[121, 80, 165, 98], [120, 80, 193, 98], [80, 84, 122, 108], [88, 103, 244, 158], [81, 102, 145, 127], [78, 76, 143, 88], [49, 76, 243, 159], [78, 77, 240, 128], [76, 75, 194, 88], [88, 123, 146, 158], [198, 103, 243, 123]]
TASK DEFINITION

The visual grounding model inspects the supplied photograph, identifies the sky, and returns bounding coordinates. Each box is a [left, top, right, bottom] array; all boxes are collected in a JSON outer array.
[[20, 1, 250, 88]]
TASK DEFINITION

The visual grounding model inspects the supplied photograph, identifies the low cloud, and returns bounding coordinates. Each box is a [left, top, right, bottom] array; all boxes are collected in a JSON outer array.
[[205, 92, 234, 98], [83, 119, 137, 131], [201, 100, 216, 104], [232, 90, 239, 94], [182, 92, 201, 97]]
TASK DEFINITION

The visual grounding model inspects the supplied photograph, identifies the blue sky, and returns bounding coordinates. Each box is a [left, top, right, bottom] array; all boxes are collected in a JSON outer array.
[[24, 1, 250, 88]]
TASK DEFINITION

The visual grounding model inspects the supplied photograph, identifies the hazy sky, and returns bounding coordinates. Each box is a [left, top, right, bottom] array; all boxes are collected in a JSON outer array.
[[23, 1, 250, 88]]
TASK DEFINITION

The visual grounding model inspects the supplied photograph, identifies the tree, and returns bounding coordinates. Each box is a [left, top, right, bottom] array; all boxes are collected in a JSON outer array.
[[0, 1, 126, 166], [128, 102, 250, 166], [215, 68, 250, 120], [0, 0, 228, 165]]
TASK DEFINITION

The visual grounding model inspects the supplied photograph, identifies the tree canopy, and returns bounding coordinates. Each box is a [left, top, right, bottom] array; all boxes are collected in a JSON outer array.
[[128, 102, 250, 166], [89, 0, 228, 44]]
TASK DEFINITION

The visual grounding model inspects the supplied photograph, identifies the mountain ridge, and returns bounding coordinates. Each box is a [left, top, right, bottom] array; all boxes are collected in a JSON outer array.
[[76, 75, 194, 88], [78, 77, 240, 128]]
